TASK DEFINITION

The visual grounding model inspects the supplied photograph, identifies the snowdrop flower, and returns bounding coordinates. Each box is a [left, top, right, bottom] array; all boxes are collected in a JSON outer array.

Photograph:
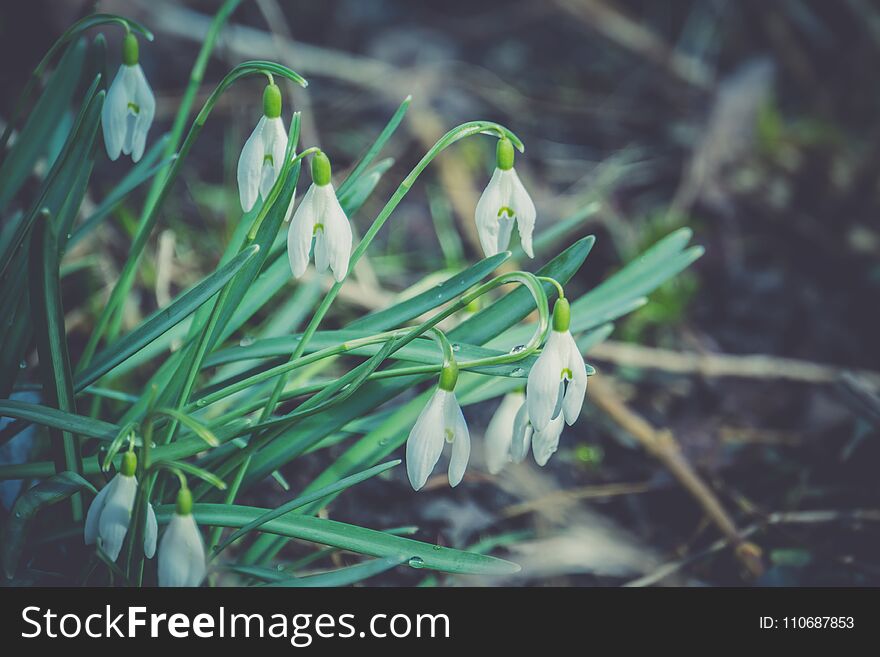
[[237, 81, 288, 212], [287, 151, 352, 282], [102, 32, 155, 163], [485, 391, 527, 474], [158, 486, 206, 587], [526, 298, 587, 432], [406, 362, 471, 490], [475, 137, 536, 258], [84, 452, 157, 561], [531, 412, 565, 466]]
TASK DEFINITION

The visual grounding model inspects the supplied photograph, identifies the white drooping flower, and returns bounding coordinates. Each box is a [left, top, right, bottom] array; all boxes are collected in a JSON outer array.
[[406, 364, 470, 490], [237, 82, 288, 212], [287, 151, 352, 282], [84, 452, 157, 561], [531, 412, 565, 466], [158, 487, 206, 587], [485, 391, 527, 474], [101, 33, 155, 163], [526, 298, 587, 432], [475, 137, 536, 258]]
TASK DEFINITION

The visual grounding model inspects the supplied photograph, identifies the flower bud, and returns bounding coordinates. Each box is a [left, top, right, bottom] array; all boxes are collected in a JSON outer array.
[[263, 83, 282, 119], [122, 32, 139, 66], [311, 151, 332, 186]]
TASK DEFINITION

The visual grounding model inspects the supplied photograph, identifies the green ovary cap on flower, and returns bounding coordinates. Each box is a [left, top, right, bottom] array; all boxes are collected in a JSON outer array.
[[122, 32, 139, 66], [263, 83, 282, 118], [121, 450, 137, 476], [438, 361, 459, 392], [552, 297, 571, 332], [311, 151, 332, 186], [496, 137, 515, 171], [176, 487, 194, 515]]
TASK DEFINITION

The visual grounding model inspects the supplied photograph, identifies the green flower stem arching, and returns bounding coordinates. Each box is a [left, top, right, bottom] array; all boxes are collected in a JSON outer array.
[[538, 276, 566, 301], [0, 13, 154, 165], [98, 0, 241, 352], [192, 270, 549, 501], [77, 61, 308, 374], [186, 330, 409, 412], [155, 116, 305, 448], [255, 121, 524, 427]]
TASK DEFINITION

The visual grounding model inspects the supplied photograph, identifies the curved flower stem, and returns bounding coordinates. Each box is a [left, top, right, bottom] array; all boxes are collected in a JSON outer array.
[[255, 120, 524, 425], [77, 60, 308, 373], [538, 276, 565, 300], [185, 329, 407, 412], [236, 270, 548, 436], [0, 13, 153, 164], [156, 113, 304, 448], [245, 145, 318, 240], [425, 327, 455, 369]]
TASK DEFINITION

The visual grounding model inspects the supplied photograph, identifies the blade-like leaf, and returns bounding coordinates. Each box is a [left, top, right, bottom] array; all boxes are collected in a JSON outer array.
[[28, 212, 82, 481], [214, 460, 400, 554], [75, 244, 261, 391], [1, 472, 96, 578], [264, 556, 407, 587], [154, 504, 520, 576]]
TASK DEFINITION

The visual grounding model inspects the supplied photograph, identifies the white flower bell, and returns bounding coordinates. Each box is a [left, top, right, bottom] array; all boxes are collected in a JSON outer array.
[[237, 82, 288, 212], [531, 412, 565, 466], [475, 137, 536, 258], [287, 151, 352, 282], [158, 487, 206, 587], [84, 452, 157, 561], [406, 362, 471, 490], [526, 298, 587, 432], [484, 391, 527, 474], [101, 33, 155, 163]]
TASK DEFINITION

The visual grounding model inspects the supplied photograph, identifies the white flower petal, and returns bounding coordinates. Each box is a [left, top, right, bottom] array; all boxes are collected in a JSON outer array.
[[144, 502, 158, 559], [485, 392, 524, 474], [287, 184, 317, 278], [259, 117, 288, 200], [101, 65, 130, 161], [446, 393, 470, 487], [405, 389, 448, 490], [97, 474, 137, 562], [237, 116, 266, 212], [561, 331, 587, 424], [527, 330, 566, 431], [475, 168, 505, 257], [506, 168, 536, 258], [532, 413, 564, 466], [129, 64, 155, 163], [158, 513, 206, 587], [319, 185, 352, 282], [84, 477, 113, 545], [510, 401, 533, 463]]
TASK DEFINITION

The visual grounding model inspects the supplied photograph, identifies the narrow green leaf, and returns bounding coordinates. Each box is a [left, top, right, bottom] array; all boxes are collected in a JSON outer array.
[[152, 460, 226, 490], [0, 39, 87, 209], [264, 556, 408, 587], [68, 134, 174, 248], [151, 408, 219, 447], [28, 212, 82, 485], [155, 504, 520, 576], [0, 399, 119, 441], [336, 95, 410, 199], [1, 472, 96, 578], [75, 244, 260, 391], [214, 460, 401, 554]]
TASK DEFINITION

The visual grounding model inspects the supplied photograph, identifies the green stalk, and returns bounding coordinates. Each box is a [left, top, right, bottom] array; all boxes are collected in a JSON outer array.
[[255, 121, 523, 424], [76, 57, 305, 372]]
